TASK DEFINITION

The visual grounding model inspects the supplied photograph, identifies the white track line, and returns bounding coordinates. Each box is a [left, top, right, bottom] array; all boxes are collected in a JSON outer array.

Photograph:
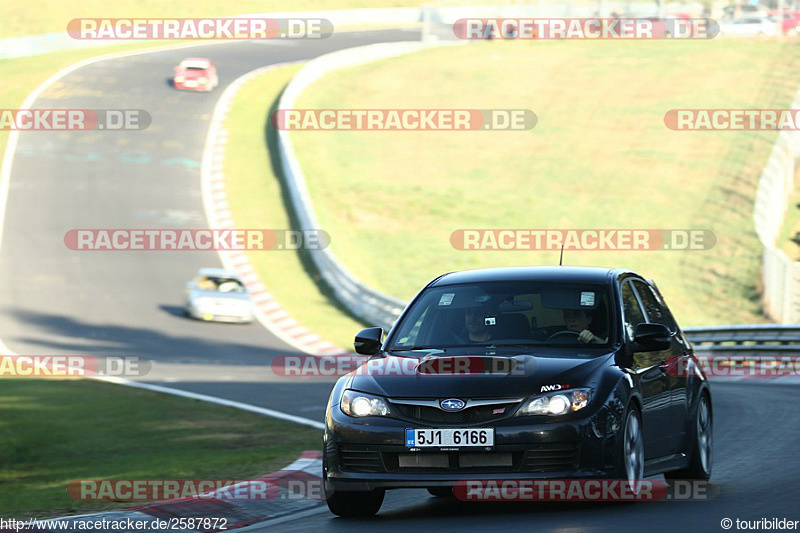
[[95, 376, 324, 429]]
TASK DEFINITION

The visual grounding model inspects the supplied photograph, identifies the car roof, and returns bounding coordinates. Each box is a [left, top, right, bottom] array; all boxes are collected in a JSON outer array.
[[430, 266, 630, 286], [197, 267, 240, 279]]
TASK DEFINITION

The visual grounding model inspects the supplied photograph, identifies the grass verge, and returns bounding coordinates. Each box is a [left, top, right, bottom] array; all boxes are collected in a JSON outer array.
[[223, 64, 367, 349], [0, 378, 321, 518], [288, 38, 800, 326]]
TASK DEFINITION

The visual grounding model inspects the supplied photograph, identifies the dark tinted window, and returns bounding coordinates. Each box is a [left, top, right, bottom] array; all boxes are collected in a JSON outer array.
[[633, 280, 677, 331], [620, 281, 645, 340]]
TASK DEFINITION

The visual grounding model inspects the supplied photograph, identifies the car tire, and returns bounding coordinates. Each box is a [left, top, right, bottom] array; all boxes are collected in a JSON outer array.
[[613, 404, 644, 496], [427, 487, 455, 498], [665, 392, 712, 482], [325, 487, 385, 517]]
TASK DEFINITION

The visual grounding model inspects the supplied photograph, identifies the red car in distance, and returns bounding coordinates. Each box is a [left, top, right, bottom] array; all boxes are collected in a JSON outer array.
[[173, 58, 219, 91], [768, 10, 800, 35]]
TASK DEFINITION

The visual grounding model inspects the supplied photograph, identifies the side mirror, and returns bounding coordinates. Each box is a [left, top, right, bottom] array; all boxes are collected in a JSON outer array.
[[633, 323, 672, 352], [354, 327, 383, 356]]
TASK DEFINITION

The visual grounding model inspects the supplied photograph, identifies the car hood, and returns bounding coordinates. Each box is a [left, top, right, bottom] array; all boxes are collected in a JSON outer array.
[[347, 351, 613, 398]]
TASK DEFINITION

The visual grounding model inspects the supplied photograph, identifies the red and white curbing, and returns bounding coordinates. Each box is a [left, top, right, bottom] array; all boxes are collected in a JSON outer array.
[[38, 451, 324, 532], [200, 62, 346, 357]]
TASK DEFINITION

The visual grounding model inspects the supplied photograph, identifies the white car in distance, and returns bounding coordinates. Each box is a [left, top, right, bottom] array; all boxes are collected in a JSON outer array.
[[185, 268, 254, 323]]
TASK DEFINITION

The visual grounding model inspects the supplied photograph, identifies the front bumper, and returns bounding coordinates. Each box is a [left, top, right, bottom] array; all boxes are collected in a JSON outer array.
[[186, 304, 253, 323], [324, 406, 618, 491], [173, 79, 210, 91]]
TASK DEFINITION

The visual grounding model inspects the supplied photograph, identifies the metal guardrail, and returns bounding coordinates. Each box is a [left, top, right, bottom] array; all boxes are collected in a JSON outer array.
[[276, 41, 447, 331], [684, 325, 800, 355]]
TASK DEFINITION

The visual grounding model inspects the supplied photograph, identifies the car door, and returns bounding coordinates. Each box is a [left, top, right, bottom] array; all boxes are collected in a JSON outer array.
[[185, 276, 199, 305], [634, 280, 692, 454], [619, 278, 672, 459]]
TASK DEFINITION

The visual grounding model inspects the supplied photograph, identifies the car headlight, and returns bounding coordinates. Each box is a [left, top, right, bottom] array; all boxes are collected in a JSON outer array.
[[517, 388, 591, 416], [340, 390, 390, 418], [199, 77, 208, 84], [175, 75, 184, 82]]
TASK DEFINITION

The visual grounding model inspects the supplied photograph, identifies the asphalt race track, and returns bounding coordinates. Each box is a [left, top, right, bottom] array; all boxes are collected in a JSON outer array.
[[1, 28, 798, 532], [0, 29, 419, 420], [260, 382, 800, 532]]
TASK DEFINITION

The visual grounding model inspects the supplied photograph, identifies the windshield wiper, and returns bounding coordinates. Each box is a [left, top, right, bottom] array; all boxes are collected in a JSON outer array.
[[487, 342, 540, 347], [481, 342, 541, 353], [388, 346, 447, 352]]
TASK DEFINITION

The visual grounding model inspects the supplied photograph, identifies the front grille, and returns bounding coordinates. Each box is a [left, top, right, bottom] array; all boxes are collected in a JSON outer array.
[[339, 444, 580, 474], [383, 451, 523, 473], [338, 447, 384, 473], [391, 403, 518, 425], [398, 453, 450, 468], [522, 442, 580, 472]]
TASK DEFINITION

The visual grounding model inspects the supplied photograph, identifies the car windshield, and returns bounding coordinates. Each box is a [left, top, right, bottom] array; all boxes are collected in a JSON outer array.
[[196, 276, 246, 294], [180, 61, 209, 70], [388, 281, 613, 352]]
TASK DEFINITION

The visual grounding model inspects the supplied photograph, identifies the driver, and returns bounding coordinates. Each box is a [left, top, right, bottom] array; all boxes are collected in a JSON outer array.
[[563, 309, 606, 344], [198, 276, 216, 290], [464, 304, 494, 342]]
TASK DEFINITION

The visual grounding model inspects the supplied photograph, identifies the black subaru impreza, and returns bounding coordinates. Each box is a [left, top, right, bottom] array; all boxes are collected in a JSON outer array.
[[323, 266, 712, 516]]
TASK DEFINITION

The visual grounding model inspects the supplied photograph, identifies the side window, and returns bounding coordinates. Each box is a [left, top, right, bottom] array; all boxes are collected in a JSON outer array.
[[633, 281, 678, 332], [620, 281, 645, 340]]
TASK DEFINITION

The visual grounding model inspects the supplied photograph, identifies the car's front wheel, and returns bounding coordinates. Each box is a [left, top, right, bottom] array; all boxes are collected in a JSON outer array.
[[614, 405, 644, 495], [325, 487, 385, 517], [665, 392, 712, 482]]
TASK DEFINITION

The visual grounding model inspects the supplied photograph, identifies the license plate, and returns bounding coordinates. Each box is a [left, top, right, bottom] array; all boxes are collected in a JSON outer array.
[[405, 428, 494, 448]]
